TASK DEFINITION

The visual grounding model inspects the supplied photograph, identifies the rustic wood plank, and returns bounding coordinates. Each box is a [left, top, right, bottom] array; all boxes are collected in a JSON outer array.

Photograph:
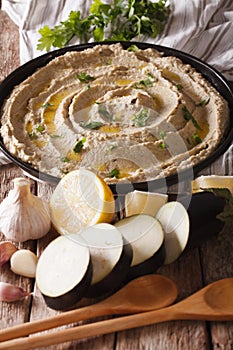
[[0, 10, 32, 331], [0, 10, 20, 82], [116, 248, 210, 350], [200, 229, 233, 350]]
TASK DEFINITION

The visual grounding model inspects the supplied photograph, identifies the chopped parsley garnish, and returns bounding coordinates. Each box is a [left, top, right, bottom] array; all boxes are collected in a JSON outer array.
[[80, 121, 104, 129], [36, 124, 45, 133], [182, 106, 202, 130], [28, 132, 37, 139], [127, 44, 140, 52], [73, 137, 86, 153], [41, 102, 54, 109], [109, 168, 120, 178], [37, 0, 170, 51], [159, 130, 168, 149], [106, 59, 113, 65], [135, 76, 154, 89], [77, 72, 95, 83], [133, 108, 149, 127], [196, 97, 210, 107], [98, 106, 113, 120], [176, 84, 184, 91], [61, 156, 70, 163], [108, 144, 117, 152], [193, 132, 202, 145]]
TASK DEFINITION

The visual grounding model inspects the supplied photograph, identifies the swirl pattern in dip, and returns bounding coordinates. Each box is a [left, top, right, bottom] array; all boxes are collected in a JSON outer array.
[[0, 43, 229, 184]]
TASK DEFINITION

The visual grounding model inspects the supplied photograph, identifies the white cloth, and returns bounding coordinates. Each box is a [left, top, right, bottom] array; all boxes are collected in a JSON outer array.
[[2, 0, 233, 80], [1, 0, 233, 165]]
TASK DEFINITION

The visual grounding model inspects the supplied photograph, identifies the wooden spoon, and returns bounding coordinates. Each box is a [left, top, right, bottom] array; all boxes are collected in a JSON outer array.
[[1, 277, 232, 350], [0, 274, 178, 342]]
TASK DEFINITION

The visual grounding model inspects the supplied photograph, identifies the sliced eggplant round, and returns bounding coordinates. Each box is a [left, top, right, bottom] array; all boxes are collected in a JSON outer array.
[[81, 223, 133, 298], [156, 201, 190, 265], [115, 214, 165, 280], [36, 234, 92, 310]]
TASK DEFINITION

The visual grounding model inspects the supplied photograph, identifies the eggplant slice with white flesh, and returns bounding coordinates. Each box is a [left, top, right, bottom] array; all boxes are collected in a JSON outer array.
[[115, 214, 165, 280], [81, 223, 133, 298], [156, 201, 190, 265], [36, 234, 92, 310]]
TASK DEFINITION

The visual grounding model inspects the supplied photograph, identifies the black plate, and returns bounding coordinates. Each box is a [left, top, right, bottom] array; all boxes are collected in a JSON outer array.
[[0, 42, 233, 193]]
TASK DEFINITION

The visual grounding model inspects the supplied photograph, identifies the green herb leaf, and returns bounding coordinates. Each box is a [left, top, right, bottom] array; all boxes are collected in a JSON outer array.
[[196, 97, 210, 107], [37, 11, 89, 51], [37, 26, 58, 52], [73, 137, 86, 153], [77, 72, 95, 83], [127, 44, 140, 52], [108, 144, 117, 152], [41, 102, 54, 109], [36, 124, 45, 133], [193, 132, 202, 145], [98, 106, 113, 120], [28, 132, 37, 140], [176, 84, 184, 91], [135, 76, 154, 88], [133, 108, 149, 127], [61, 156, 70, 163], [93, 26, 105, 41], [80, 121, 104, 129], [109, 168, 120, 178], [159, 130, 168, 149], [182, 106, 202, 130], [37, 1, 170, 51]]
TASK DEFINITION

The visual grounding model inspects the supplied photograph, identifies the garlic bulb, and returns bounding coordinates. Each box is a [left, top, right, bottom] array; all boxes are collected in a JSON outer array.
[[0, 177, 51, 242]]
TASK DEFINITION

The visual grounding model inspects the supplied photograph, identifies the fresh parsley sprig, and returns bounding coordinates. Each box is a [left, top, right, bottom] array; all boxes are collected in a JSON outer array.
[[77, 72, 95, 83], [182, 106, 202, 131], [159, 130, 168, 149], [133, 108, 149, 127], [109, 167, 120, 178], [73, 137, 86, 153], [37, 0, 170, 52]]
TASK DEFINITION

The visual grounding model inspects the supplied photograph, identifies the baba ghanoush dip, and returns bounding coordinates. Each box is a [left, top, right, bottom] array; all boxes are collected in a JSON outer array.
[[0, 43, 230, 184]]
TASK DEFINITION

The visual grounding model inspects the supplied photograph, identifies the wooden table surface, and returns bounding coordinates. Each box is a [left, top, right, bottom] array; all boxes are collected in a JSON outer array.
[[0, 8, 233, 350]]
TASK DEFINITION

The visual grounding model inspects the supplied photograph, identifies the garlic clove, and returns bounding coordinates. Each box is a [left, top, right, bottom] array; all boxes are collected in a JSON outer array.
[[0, 281, 30, 302], [0, 241, 18, 267], [10, 249, 38, 278], [0, 177, 51, 242]]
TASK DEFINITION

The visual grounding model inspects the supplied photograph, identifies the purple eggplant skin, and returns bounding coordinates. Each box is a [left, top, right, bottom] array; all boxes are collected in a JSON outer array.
[[126, 240, 165, 282], [42, 260, 93, 311], [86, 238, 133, 298], [179, 191, 226, 249]]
